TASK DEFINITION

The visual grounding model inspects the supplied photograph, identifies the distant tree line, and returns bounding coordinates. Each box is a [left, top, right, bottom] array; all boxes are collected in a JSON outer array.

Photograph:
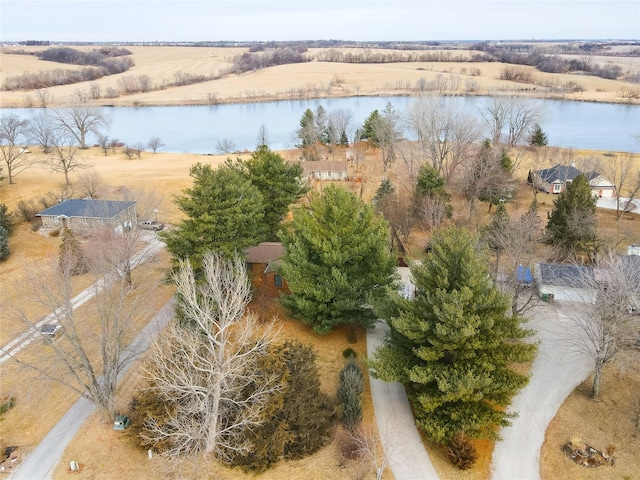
[[2, 46, 134, 91], [474, 42, 626, 80], [316, 49, 487, 64]]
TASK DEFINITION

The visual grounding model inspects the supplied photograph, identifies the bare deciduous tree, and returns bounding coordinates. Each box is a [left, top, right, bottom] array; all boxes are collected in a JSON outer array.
[[337, 422, 397, 480], [394, 141, 424, 196], [28, 113, 56, 154], [566, 254, 640, 401], [0, 114, 32, 184], [7, 235, 158, 419], [36, 89, 52, 108], [601, 154, 640, 220], [140, 253, 282, 460], [404, 95, 481, 180], [416, 193, 451, 232], [326, 108, 353, 158], [118, 186, 163, 225], [96, 133, 111, 156], [256, 124, 269, 148], [458, 141, 512, 221], [52, 101, 110, 149], [147, 136, 164, 154], [77, 169, 106, 199], [482, 206, 543, 315], [215, 138, 236, 154], [480, 96, 542, 149], [47, 133, 86, 187]]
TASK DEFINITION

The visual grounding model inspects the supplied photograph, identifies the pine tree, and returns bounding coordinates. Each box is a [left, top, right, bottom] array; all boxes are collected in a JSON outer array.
[[245, 146, 308, 241], [279, 185, 396, 334], [0, 226, 9, 261], [161, 161, 266, 269], [370, 226, 535, 444], [0, 204, 14, 235], [224, 340, 333, 471], [528, 123, 548, 147], [337, 355, 364, 427], [545, 173, 597, 258], [372, 177, 395, 205]]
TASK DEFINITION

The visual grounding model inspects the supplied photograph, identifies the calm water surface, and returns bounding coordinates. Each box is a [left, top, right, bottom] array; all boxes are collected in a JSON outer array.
[[4, 96, 639, 153]]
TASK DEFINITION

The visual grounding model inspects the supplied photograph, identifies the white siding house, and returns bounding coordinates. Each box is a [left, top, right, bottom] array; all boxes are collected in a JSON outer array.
[[301, 161, 348, 181]]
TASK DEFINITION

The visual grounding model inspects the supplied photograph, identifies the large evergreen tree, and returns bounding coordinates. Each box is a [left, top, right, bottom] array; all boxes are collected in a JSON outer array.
[[161, 161, 266, 268], [369, 226, 535, 444], [224, 340, 334, 471], [279, 185, 396, 334], [245, 146, 308, 240], [545, 173, 597, 259]]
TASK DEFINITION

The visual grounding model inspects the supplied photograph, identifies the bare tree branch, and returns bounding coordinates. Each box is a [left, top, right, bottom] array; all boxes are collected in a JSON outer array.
[[140, 252, 283, 460]]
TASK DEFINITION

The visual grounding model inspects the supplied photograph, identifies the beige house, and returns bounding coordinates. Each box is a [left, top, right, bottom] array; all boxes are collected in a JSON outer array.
[[301, 161, 348, 181], [36, 199, 137, 234]]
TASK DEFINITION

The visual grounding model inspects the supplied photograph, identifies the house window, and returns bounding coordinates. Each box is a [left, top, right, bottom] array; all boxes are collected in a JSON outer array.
[[274, 274, 283, 288], [246, 262, 253, 271], [553, 183, 562, 193]]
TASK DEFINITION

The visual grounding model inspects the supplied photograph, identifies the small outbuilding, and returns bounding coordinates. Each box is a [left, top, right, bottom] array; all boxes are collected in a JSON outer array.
[[534, 263, 597, 303], [36, 199, 137, 234]]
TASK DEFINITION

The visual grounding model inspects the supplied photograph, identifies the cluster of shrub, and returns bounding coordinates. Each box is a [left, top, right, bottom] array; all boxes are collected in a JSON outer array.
[[38, 46, 132, 65], [2, 47, 134, 91], [229, 47, 308, 74]]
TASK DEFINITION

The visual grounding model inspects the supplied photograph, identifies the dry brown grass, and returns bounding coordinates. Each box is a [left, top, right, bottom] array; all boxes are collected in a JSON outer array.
[[541, 367, 640, 480], [50, 303, 390, 480], [0, 53, 640, 480], [1, 46, 638, 108]]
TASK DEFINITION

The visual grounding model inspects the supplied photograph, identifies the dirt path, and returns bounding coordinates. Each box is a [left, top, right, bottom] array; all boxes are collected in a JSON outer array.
[[490, 303, 593, 480]]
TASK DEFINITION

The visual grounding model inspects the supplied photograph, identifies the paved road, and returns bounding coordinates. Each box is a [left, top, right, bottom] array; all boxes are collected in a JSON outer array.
[[9, 300, 174, 480], [367, 321, 440, 480], [490, 303, 593, 480], [0, 232, 165, 364]]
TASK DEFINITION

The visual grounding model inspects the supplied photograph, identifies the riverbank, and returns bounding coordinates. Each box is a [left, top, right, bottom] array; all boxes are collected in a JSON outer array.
[[1, 46, 639, 108]]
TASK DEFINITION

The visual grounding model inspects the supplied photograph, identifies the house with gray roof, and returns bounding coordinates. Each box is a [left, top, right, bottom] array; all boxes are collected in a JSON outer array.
[[529, 164, 616, 197], [36, 199, 137, 233], [534, 263, 597, 303]]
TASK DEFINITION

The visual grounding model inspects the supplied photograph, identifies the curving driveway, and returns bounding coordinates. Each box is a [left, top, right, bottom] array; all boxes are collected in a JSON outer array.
[[490, 303, 592, 480]]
